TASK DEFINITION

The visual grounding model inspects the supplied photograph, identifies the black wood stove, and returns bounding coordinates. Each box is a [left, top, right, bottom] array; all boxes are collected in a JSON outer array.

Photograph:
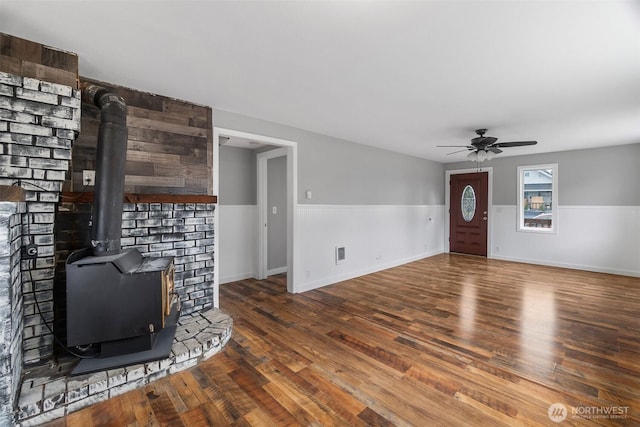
[[66, 85, 180, 375]]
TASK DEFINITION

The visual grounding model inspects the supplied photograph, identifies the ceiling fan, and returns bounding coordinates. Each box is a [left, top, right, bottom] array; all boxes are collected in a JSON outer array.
[[438, 129, 537, 162]]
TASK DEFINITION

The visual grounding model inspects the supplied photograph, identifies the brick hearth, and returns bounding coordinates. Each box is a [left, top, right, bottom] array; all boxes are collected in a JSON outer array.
[[16, 309, 232, 426]]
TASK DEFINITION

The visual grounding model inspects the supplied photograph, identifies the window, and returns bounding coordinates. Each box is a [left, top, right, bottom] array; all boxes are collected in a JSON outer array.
[[461, 185, 476, 222], [517, 164, 558, 233]]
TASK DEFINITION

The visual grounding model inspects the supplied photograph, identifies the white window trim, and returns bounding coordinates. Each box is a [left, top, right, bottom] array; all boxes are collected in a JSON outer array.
[[517, 163, 558, 234]]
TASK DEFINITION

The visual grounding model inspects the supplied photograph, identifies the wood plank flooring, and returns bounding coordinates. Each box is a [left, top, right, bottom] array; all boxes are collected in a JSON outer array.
[[45, 254, 640, 426]]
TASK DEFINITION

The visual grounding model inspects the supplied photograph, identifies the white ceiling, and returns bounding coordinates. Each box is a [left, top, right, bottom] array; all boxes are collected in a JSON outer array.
[[2, 0, 640, 163]]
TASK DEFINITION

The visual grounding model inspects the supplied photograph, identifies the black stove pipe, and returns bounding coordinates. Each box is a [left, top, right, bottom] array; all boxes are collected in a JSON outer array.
[[82, 84, 128, 256]]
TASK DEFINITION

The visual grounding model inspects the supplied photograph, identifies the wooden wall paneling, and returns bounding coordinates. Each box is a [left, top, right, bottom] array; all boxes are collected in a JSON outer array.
[[70, 77, 214, 195], [125, 175, 185, 189], [125, 160, 155, 176], [0, 33, 78, 88], [162, 97, 210, 118], [127, 115, 207, 138]]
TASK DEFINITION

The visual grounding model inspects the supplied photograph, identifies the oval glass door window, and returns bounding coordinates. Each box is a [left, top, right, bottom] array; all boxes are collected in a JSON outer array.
[[461, 185, 476, 222]]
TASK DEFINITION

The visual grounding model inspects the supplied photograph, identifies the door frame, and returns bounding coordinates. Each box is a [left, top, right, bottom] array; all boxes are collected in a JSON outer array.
[[257, 147, 288, 279], [445, 167, 493, 257], [213, 127, 299, 300]]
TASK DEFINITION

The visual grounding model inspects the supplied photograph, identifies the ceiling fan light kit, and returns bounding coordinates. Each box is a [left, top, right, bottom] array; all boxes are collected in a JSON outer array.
[[440, 129, 538, 162], [467, 149, 496, 162]]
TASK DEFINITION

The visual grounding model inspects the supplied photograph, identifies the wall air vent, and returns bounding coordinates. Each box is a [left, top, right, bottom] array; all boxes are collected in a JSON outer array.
[[336, 245, 346, 265]]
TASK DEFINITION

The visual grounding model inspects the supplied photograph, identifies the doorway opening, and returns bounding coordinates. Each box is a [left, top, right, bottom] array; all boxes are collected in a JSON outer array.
[[213, 127, 298, 299], [445, 167, 493, 257], [257, 148, 288, 279]]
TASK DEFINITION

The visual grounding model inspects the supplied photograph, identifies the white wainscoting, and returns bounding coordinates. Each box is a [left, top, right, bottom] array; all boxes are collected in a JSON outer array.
[[491, 205, 640, 277], [294, 205, 445, 293], [218, 205, 258, 284]]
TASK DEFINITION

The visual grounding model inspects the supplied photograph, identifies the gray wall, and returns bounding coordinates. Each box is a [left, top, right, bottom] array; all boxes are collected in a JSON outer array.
[[219, 145, 256, 205], [267, 156, 287, 270], [445, 143, 640, 206], [215, 109, 444, 205]]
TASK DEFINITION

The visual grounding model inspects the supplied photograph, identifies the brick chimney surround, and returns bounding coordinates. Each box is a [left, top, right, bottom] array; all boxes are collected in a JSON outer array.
[[0, 33, 230, 426]]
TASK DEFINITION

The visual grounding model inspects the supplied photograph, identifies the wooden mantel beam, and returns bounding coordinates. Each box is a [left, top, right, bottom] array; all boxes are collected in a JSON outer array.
[[61, 192, 217, 204]]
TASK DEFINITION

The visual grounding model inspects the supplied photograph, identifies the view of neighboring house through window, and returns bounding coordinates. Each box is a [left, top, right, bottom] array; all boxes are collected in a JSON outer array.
[[517, 164, 558, 233]]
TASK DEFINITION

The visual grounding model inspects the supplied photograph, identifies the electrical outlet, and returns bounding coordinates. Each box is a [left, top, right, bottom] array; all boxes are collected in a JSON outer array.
[[22, 244, 38, 259], [83, 170, 95, 186]]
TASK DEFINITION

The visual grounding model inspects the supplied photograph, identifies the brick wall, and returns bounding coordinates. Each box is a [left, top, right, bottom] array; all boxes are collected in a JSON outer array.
[[0, 200, 24, 425], [0, 71, 79, 364], [56, 202, 215, 317], [122, 202, 215, 314]]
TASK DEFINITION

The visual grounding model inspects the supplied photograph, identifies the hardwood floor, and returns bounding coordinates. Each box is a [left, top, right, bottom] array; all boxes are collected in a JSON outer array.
[[46, 254, 639, 426]]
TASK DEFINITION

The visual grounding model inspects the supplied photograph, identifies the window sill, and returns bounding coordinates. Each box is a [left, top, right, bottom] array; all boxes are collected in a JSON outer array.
[[518, 227, 557, 235]]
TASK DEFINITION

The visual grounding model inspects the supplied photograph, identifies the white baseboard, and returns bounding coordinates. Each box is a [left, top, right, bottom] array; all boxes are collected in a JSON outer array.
[[295, 249, 443, 293], [220, 272, 256, 284], [267, 267, 287, 276], [490, 205, 640, 278], [491, 254, 640, 278]]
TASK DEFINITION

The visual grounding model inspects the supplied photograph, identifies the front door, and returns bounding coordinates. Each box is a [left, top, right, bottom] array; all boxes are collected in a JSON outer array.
[[450, 172, 488, 256]]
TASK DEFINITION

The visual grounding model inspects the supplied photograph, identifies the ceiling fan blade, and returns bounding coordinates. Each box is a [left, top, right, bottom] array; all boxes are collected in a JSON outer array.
[[493, 141, 537, 148], [471, 136, 498, 145], [488, 147, 503, 154], [437, 145, 470, 147], [446, 148, 471, 155]]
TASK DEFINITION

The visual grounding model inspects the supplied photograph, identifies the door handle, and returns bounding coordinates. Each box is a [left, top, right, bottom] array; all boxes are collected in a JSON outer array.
[[482, 217, 488, 221]]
